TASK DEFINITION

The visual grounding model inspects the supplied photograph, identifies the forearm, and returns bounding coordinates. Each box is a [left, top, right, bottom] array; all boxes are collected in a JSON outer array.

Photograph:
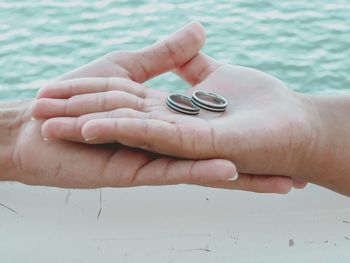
[[296, 94, 350, 195], [0, 100, 31, 182]]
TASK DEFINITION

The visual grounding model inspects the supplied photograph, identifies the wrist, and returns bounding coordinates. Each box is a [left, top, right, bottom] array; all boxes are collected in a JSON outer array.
[[0, 100, 32, 182], [293, 93, 350, 195]]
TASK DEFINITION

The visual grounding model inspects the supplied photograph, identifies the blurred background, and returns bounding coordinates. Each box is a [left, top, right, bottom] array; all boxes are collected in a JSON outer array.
[[0, 0, 349, 101], [1, 1, 350, 262]]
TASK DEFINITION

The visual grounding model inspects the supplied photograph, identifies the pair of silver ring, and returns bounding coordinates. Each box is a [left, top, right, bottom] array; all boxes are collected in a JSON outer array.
[[166, 90, 228, 116]]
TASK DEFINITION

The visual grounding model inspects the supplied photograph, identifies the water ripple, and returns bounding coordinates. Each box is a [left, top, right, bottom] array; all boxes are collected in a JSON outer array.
[[0, 0, 349, 100]]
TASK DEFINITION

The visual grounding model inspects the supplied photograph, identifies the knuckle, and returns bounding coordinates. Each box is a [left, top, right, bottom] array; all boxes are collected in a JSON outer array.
[[63, 100, 70, 115], [64, 81, 76, 97], [162, 158, 175, 182], [103, 78, 111, 92], [135, 97, 145, 111], [174, 123, 184, 149], [113, 119, 119, 133], [140, 119, 149, 135], [96, 93, 108, 112], [188, 161, 196, 182], [163, 40, 180, 68], [133, 82, 147, 99]]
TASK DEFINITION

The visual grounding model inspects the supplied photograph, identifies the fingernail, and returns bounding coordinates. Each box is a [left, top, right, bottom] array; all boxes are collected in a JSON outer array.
[[43, 137, 49, 141], [228, 172, 239, 181], [85, 137, 97, 142]]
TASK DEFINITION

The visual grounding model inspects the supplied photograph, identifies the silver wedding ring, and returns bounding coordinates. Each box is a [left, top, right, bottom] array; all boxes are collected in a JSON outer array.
[[191, 90, 228, 112], [166, 94, 200, 115], [166, 91, 228, 115]]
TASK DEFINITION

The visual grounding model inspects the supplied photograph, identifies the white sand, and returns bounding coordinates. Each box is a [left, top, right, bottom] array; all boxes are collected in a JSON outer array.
[[1, 183, 349, 262]]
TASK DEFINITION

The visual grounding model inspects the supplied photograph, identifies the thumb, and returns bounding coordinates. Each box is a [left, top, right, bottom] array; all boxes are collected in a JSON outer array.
[[112, 21, 206, 83]]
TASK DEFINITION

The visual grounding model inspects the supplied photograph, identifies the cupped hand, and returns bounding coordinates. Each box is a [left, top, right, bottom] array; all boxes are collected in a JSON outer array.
[[32, 51, 310, 192]]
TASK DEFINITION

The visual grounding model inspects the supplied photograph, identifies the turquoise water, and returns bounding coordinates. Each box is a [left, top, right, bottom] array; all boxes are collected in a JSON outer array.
[[0, 0, 349, 101]]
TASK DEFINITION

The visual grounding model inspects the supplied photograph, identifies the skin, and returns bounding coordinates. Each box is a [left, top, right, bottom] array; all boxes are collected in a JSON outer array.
[[0, 23, 235, 188], [32, 49, 350, 196], [0, 22, 297, 193]]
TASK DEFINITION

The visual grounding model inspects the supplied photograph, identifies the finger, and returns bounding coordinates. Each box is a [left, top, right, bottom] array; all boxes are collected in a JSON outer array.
[[81, 118, 210, 158], [45, 145, 236, 188], [198, 174, 294, 194], [131, 158, 237, 186], [37, 77, 146, 99], [173, 52, 222, 86], [54, 22, 205, 84], [109, 21, 206, 83], [292, 179, 308, 189], [41, 108, 149, 142], [32, 90, 144, 119]]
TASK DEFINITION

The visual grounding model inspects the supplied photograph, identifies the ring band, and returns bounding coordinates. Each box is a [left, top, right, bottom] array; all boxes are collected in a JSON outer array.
[[166, 94, 200, 115], [191, 90, 228, 112]]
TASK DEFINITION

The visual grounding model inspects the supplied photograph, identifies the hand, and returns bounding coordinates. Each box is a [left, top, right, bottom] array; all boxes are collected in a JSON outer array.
[[3, 101, 238, 188], [3, 22, 242, 188], [32, 53, 309, 192]]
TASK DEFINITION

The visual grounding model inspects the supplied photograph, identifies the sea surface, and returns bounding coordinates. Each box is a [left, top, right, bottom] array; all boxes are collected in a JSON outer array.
[[0, 0, 349, 101]]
